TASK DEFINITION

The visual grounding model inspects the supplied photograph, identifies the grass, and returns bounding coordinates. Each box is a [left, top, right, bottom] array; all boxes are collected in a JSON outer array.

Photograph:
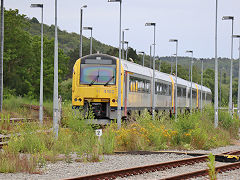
[[207, 153, 217, 180], [0, 96, 239, 173]]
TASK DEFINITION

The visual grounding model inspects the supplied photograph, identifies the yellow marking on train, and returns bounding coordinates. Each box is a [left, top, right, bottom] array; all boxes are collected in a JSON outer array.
[[169, 75, 175, 107], [195, 84, 199, 108]]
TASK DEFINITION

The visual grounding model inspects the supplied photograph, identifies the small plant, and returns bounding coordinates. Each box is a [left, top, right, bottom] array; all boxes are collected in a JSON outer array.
[[207, 153, 217, 180]]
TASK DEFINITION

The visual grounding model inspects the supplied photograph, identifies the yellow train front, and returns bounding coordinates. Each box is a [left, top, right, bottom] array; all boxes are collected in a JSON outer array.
[[72, 54, 123, 123]]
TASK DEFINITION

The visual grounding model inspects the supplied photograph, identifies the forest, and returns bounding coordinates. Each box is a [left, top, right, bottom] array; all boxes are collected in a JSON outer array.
[[3, 9, 239, 106]]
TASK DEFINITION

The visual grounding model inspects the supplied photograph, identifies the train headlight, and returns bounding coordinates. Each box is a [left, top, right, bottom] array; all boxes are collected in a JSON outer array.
[[74, 98, 78, 102], [78, 98, 82, 102], [112, 99, 116, 103]]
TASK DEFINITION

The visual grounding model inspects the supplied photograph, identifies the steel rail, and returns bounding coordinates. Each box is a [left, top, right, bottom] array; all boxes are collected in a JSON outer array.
[[64, 155, 208, 180], [64, 150, 240, 180], [164, 161, 240, 180]]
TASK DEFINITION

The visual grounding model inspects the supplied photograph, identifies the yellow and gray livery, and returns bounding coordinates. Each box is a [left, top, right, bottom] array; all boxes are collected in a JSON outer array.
[[72, 54, 212, 123]]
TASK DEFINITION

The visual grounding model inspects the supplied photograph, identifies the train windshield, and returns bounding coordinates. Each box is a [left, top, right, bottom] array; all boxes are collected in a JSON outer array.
[[80, 64, 116, 85]]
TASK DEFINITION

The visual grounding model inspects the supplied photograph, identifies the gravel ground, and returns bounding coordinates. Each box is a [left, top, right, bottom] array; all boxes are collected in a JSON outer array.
[[0, 145, 240, 179]]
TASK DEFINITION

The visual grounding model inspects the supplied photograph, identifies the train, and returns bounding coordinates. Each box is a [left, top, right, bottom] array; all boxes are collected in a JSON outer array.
[[72, 53, 212, 123]]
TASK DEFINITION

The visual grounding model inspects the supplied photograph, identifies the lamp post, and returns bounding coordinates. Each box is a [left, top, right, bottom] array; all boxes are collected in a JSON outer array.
[[138, 51, 145, 66], [233, 35, 240, 119], [214, 0, 218, 128], [79, 5, 87, 58], [158, 59, 161, 72], [222, 16, 234, 115], [0, 0, 4, 113], [171, 54, 176, 75], [201, 59, 203, 111], [169, 39, 178, 121], [122, 28, 129, 60], [150, 45, 152, 68], [186, 50, 193, 114], [31, 3, 44, 124], [145, 22, 156, 120], [108, 0, 122, 129], [199, 58, 204, 112], [53, 0, 59, 138], [124, 41, 128, 60], [83, 26, 93, 54]]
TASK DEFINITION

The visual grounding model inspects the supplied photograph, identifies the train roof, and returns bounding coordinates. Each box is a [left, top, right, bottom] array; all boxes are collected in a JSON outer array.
[[121, 59, 211, 93], [79, 54, 212, 93]]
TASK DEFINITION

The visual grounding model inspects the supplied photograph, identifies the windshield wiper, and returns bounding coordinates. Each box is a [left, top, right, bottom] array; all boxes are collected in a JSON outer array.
[[104, 76, 114, 86], [89, 75, 99, 86]]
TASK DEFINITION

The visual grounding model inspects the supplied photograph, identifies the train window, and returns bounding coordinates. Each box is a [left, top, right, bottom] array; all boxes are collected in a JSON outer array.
[[169, 85, 172, 96], [206, 93, 212, 101], [192, 90, 197, 98], [177, 87, 181, 97], [145, 81, 151, 93], [203, 92, 206, 99], [183, 88, 186, 97], [155, 83, 159, 94]]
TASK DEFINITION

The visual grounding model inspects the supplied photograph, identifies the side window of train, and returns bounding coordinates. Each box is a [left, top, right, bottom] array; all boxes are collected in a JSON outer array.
[[146, 80, 151, 93], [192, 90, 197, 98], [183, 88, 186, 97], [177, 87, 181, 97], [169, 85, 172, 96]]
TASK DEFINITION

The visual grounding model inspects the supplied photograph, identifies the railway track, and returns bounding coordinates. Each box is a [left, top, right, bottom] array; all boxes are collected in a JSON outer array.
[[64, 150, 240, 180]]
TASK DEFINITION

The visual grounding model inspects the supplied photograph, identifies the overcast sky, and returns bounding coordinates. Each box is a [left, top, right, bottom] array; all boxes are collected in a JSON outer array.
[[4, 0, 240, 58]]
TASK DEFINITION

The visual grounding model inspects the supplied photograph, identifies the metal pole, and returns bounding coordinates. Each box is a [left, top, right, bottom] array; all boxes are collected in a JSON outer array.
[[143, 52, 145, 66], [214, 0, 218, 128], [117, 0, 122, 129], [189, 60, 191, 81], [126, 43, 128, 60], [175, 42, 178, 121], [158, 60, 161, 72], [39, 6, 43, 124], [201, 59, 203, 111], [150, 45, 152, 69], [171, 56, 173, 75], [229, 19, 234, 115], [122, 30, 124, 59], [79, 8, 83, 58], [238, 39, 240, 119], [190, 53, 193, 114], [0, 0, 4, 113], [90, 28, 92, 54], [152, 25, 156, 120], [219, 68, 222, 107], [53, 0, 59, 138]]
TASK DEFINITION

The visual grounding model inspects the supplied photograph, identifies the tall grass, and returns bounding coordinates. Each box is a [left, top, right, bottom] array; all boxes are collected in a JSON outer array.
[[1, 96, 239, 173]]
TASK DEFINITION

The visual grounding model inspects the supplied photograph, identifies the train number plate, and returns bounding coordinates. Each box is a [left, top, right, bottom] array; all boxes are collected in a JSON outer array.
[[104, 90, 114, 94]]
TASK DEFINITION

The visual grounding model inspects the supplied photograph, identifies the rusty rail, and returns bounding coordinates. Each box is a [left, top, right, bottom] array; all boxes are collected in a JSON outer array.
[[65, 155, 208, 180], [164, 161, 240, 180], [64, 150, 240, 180]]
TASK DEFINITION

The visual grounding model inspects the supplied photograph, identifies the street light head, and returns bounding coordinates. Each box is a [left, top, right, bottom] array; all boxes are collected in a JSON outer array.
[[222, 16, 234, 20], [124, 41, 128, 44], [145, 22, 156, 26], [186, 50, 193, 53], [83, 27, 93, 30], [108, 0, 121, 2], [31, 4, 43, 8], [81, 5, 87, 9], [233, 35, 240, 38], [124, 28, 129, 31], [169, 39, 178, 42], [138, 51, 144, 54]]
